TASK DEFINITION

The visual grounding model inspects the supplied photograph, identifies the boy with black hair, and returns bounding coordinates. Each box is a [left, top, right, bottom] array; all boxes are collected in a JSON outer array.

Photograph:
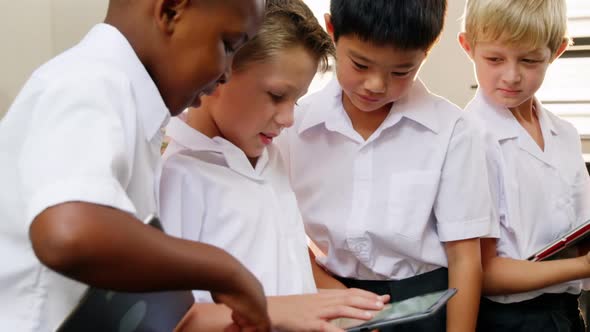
[[0, 1, 269, 331], [277, 0, 495, 330]]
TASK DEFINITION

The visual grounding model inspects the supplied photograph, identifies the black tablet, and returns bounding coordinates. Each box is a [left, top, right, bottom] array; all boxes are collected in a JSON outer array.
[[333, 288, 457, 332], [57, 215, 195, 332]]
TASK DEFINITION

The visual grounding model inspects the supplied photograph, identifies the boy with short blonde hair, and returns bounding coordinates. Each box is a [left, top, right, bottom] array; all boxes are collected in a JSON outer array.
[[460, 0, 590, 330]]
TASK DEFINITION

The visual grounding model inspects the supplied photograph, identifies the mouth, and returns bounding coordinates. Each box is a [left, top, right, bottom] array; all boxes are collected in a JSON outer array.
[[498, 88, 521, 95], [259, 132, 277, 145], [357, 93, 380, 103]]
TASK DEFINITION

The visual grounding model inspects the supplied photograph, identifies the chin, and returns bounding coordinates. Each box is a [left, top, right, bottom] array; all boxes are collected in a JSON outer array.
[[351, 100, 381, 113], [246, 150, 263, 159], [496, 98, 528, 109]]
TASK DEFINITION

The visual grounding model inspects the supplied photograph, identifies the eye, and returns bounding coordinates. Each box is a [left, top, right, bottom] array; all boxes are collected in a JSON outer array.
[[485, 57, 502, 63], [391, 71, 410, 77], [522, 58, 541, 64], [269, 92, 284, 103], [223, 41, 236, 55], [351, 59, 368, 70]]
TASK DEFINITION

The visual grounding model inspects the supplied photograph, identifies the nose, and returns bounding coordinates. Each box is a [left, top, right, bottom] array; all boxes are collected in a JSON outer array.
[[275, 104, 295, 129], [502, 62, 522, 84], [364, 72, 387, 94]]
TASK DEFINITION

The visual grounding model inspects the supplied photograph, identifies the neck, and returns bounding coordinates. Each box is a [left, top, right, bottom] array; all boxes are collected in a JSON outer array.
[[105, 4, 148, 62], [342, 93, 391, 140], [509, 98, 536, 124], [186, 102, 223, 139], [186, 103, 260, 168]]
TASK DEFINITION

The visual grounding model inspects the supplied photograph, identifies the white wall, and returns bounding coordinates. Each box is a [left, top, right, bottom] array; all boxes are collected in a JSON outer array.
[[0, 0, 108, 118], [0, 1, 53, 117], [420, 0, 476, 107]]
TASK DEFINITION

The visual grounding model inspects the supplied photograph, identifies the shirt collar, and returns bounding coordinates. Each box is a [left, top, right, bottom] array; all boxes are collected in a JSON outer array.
[[470, 89, 520, 141], [297, 78, 441, 136], [83, 24, 170, 142], [165, 117, 268, 181], [297, 78, 344, 135], [534, 97, 559, 136], [470, 90, 558, 141], [382, 79, 440, 134]]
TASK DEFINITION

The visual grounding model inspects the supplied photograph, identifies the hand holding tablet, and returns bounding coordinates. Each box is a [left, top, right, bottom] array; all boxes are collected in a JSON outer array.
[[332, 288, 457, 332]]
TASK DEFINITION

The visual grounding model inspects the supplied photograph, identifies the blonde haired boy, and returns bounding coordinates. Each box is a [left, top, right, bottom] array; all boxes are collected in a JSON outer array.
[[460, 0, 590, 330]]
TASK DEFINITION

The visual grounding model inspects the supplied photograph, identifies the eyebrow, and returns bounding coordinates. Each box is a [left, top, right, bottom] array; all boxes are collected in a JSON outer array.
[[348, 50, 417, 70]]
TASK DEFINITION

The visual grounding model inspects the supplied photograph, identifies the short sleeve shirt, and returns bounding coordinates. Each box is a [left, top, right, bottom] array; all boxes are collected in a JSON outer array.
[[0, 24, 170, 331], [160, 118, 316, 301], [467, 90, 590, 303], [277, 79, 496, 280]]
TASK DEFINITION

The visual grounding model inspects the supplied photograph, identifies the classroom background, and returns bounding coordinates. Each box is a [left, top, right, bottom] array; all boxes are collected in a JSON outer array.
[[0, 0, 588, 165]]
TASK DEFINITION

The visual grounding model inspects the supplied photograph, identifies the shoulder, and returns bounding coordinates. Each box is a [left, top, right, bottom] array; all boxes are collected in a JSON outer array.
[[544, 108, 580, 139], [291, 80, 340, 132], [35, 55, 132, 96], [163, 145, 204, 175], [162, 142, 229, 187], [426, 91, 463, 119], [410, 87, 466, 133]]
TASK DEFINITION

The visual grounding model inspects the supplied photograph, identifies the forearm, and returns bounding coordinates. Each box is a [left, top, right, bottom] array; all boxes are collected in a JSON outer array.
[[447, 258, 481, 332], [31, 202, 247, 293], [174, 303, 232, 332], [308, 248, 347, 289], [482, 255, 590, 295], [175, 300, 290, 332], [446, 238, 482, 332]]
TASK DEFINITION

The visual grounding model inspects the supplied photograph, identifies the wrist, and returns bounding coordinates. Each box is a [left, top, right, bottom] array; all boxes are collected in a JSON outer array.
[[266, 296, 287, 330], [220, 254, 250, 295]]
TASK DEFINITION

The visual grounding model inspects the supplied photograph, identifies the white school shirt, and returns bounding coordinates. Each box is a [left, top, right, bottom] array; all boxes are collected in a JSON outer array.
[[0, 24, 170, 332], [277, 78, 496, 281], [159, 118, 316, 302], [466, 90, 590, 303]]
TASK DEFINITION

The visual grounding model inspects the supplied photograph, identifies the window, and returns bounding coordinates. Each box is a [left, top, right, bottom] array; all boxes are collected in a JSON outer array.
[[537, 0, 590, 136]]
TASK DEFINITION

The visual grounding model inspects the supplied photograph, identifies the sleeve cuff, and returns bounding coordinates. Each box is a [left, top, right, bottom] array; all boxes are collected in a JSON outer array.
[[438, 216, 498, 242]]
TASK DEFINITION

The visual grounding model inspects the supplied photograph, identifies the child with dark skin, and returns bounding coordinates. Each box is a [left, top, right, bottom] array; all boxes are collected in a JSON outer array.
[[0, 0, 271, 331]]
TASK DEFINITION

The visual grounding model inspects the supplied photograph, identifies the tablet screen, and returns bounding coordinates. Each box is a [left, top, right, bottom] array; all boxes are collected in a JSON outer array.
[[371, 290, 445, 321], [333, 289, 456, 331]]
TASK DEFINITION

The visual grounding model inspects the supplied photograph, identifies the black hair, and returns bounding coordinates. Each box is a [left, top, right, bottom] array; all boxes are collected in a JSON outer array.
[[329, 0, 447, 51]]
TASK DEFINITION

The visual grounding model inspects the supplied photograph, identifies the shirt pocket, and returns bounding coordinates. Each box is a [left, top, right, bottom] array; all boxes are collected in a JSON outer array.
[[387, 170, 440, 241]]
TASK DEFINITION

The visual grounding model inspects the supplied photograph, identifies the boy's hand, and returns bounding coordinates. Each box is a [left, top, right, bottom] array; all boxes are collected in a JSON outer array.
[[211, 268, 271, 332], [578, 239, 590, 259], [267, 288, 389, 332]]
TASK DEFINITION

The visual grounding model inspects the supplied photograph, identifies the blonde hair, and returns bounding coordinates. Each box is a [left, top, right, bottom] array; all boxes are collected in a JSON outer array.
[[463, 0, 569, 55], [232, 0, 334, 73]]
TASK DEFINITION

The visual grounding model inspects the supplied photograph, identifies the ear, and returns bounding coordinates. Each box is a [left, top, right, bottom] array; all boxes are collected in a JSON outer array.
[[324, 13, 335, 41], [551, 38, 569, 62], [458, 32, 474, 58], [154, 0, 190, 34]]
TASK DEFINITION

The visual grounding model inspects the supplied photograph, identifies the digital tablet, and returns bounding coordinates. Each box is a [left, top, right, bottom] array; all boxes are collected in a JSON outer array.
[[527, 219, 590, 261], [333, 288, 457, 332], [57, 215, 195, 332]]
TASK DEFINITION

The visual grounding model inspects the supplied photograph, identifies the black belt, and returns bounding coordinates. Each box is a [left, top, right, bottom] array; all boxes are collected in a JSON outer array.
[[336, 267, 448, 301]]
